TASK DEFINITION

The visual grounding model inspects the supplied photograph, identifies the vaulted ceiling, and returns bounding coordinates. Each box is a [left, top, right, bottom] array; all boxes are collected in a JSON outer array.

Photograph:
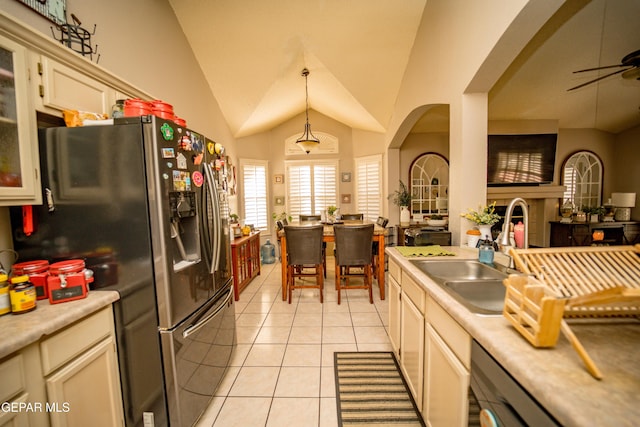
[[168, 0, 640, 138]]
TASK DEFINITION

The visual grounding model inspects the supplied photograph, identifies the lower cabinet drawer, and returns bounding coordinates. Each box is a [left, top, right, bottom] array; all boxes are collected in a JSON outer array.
[[40, 307, 114, 375], [0, 354, 26, 403]]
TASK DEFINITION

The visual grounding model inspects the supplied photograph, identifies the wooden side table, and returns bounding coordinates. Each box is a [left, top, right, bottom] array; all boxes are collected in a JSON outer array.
[[230, 231, 261, 300]]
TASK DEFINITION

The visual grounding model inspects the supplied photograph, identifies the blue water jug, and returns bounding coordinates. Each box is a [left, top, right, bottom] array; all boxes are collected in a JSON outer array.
[[261, 239, 276, 264]]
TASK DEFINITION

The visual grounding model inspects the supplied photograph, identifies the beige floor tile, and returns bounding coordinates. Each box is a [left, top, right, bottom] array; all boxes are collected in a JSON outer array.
[[348, 300, 378, 312], [211, 397, 271, 427], [194, 395, 224, 426], [262, 312, 295, 327], [282, 344, 321, 367], [289, 326, 322, 344], [244, 344, 286, 366], [243, 301, 274, 314], [293, 312, 323, 327], [229, 344, 251, 366], [254, 326, 291, 344], [357, 342, 393, 352], [322, 326, 356, 344], [235, 326, 260, 344], [351, 311, 383, 327], [296, 301, 324, 314], [354, 326, 391, 344], [214, 366, 240, 396], [322, 312, 352, 327], [274, 366, 321, 397], [320, 366, 336, 397], [228, 366, 280, 397], [235, 312, 267, 327], [269, 300, 298, 313], [267, 397, 320, 427], [320, 397, 339, 427]]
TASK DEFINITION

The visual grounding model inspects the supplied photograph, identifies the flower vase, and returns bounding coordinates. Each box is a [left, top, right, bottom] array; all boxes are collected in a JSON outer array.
[[478, 224, 493, 241], [400, 206, 410, 226]]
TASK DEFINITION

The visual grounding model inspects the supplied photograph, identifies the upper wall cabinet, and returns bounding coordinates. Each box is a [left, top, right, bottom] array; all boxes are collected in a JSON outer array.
[[0, 34, 41, 206], [34, 55, 115, 116]]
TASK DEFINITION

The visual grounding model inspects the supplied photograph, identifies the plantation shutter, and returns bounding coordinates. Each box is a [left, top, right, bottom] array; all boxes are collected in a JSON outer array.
[[241, 160, 268, 230], [355, 155, 382, 222], [286, 160, 338, 220]]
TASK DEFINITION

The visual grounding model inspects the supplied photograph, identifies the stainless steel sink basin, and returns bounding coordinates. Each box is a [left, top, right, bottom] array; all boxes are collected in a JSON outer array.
[[441, 279, 506, 316], [409, 260, 507, 315], [410, 259, 507, 281]]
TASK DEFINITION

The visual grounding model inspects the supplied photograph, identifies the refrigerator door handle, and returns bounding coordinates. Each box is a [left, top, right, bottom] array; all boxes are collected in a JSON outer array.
[[204, 163, 221, 273], [182, 285, 232, 338]]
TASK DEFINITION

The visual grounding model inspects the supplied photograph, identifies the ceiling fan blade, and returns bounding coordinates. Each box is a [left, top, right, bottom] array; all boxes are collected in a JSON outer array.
[[573, 64, 626, 73], [567, 67, 630, 91]]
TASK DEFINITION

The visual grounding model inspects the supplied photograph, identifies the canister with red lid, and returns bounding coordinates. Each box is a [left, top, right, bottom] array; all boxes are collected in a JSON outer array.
[[47, 260, 93, 304], [12, 260, 49, 300]]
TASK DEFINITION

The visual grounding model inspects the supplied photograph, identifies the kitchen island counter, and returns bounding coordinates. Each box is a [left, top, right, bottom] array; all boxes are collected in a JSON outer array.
[[0, 290, 120, 359], [387, 246, 640, 427]]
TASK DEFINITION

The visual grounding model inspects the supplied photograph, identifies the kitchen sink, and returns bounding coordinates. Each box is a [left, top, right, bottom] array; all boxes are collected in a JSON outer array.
[[409, 260, 507, 315]]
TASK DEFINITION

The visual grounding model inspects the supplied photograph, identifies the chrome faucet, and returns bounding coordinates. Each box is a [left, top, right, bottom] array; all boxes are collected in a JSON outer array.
[[499, 197, 529, 252]]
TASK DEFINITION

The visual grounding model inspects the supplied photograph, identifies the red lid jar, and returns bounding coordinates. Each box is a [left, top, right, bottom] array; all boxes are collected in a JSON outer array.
[[173, 116, 187, 127], [124, 98, 153, 117], [12, 260, 49, 300], [151, 100, 175, 120], [47, 260, 93, 304]]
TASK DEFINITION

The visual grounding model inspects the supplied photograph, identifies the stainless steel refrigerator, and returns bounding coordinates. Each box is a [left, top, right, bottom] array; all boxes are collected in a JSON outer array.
[[10, 115, 235, 426]]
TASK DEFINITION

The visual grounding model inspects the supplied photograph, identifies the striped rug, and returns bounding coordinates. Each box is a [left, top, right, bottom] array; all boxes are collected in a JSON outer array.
[[334, 352, 425, 426]]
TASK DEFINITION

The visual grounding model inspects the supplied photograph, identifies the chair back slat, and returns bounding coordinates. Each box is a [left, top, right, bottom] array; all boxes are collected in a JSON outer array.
[[341, 213, 364, 220], [284, 225, 324, 265], [334, 224, 374, 266], [299, 214, 321, 222]]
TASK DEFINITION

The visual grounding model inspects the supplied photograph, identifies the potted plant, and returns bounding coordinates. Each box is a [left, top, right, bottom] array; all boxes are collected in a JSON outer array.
[[583, 206, 605, 223], [427, 214, 447, 227], [460, 201, 501, 240], [272, 211, 292, 224], [389, 180, 412, 226], [327, 205, 338, 223], [229, 213, 239, 224]]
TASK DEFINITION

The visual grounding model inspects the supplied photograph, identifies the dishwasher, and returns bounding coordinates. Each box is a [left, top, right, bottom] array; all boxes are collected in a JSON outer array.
[[469, 340, 560, 426]]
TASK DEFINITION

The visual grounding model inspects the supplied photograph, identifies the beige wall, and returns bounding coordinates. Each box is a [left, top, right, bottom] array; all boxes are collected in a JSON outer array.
[[613, 125, 640, 220]]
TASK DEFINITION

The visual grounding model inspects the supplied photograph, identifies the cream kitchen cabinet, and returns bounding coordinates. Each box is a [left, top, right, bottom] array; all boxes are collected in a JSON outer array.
[[0, 34, 41, 206], [0, 343, 48, 427], [388, 259, 427, 412], [40, 306, 124, 427], [33, 55, 116, 117], [423, 298, 471, 427]]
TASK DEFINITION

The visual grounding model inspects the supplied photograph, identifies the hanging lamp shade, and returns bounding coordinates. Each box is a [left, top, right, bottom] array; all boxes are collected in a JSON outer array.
[[296, 68, 320, 154]]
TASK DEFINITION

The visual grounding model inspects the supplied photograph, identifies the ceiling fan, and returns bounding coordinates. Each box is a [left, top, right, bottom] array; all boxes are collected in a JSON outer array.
[[567, 49, 640, 91]]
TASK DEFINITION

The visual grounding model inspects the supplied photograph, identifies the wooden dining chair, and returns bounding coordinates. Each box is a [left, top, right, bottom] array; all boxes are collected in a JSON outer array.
[[372, 216, 388, 276], [334, 224, 374, 304], [284, 225, 325, 303], [341, 213, 364, 220], [299, 214, 321, 222]]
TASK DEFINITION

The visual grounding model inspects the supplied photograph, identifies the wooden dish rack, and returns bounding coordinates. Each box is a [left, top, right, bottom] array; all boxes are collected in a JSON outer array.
[[502, 245, 640, 379]]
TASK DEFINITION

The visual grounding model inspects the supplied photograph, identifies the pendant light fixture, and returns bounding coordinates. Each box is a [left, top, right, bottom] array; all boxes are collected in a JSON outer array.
[[296, 68, 320, 154]]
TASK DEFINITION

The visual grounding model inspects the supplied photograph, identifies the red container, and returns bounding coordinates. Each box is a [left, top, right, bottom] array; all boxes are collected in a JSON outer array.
[[47, 260, 93, 304], [12, 260, 49, 300], [173, 116, 187, 127], [151, 100, 175, 120], [124, 98, 152, 117]]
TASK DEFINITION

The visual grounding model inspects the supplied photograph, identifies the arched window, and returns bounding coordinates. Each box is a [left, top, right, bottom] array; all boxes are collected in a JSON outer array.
[[409, 153, 449, 215], [562, 151, 603, 210]]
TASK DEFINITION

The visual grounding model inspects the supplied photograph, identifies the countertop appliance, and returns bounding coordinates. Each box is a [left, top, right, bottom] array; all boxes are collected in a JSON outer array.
[[469, 340, 559, 426], [404, 227, 451, 246], [10, 115, 235, 426]]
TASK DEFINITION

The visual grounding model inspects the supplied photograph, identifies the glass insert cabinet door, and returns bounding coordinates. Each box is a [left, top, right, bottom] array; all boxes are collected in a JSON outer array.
[[0, 34, 40, 205], [410, 153, 449, 215]]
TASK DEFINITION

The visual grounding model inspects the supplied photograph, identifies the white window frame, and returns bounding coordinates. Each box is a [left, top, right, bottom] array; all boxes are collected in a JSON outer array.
[[562, 151, 603, 210], [285, 159, 338, 220], [355, 154, 383, 222], [239, 158, 269, 232]]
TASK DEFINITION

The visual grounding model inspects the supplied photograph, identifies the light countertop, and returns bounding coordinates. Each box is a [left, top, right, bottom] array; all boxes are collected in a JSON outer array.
[[0, 290, 120, 359], [386, 246, 640, 427]]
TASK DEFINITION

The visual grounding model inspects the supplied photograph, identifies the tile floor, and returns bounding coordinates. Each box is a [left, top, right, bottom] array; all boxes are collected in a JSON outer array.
[[196, 257, 391, 427]]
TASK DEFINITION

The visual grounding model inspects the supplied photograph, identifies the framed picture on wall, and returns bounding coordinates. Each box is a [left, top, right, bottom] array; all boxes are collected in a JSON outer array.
[[274, 174, 284, 184], [275, 196, 285, 206], [341, 194, 351, 204], [341, 172, 351, 182]]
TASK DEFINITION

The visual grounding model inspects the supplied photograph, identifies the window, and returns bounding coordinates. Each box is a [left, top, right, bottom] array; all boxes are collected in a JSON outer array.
[[355, 155, 383, 221], [240, 159, 268, 230], [286, 160, 338, 219], [562, 151, 602, 210], [409, 153, 449, 215]]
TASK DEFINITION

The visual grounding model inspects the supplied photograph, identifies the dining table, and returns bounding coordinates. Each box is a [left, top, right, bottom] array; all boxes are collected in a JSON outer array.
[[277, 220, 387, 301]]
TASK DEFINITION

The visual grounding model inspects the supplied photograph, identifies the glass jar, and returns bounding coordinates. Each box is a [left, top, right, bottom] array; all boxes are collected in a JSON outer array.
[[0, 274, 10, 316], [9, 275, 37, 314], [111, 99, 125, 118]]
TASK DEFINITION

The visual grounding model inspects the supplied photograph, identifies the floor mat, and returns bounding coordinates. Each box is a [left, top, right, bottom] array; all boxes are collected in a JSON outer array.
[[334, 352, 425, 426]]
